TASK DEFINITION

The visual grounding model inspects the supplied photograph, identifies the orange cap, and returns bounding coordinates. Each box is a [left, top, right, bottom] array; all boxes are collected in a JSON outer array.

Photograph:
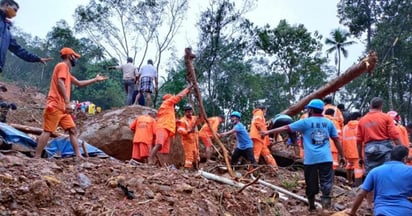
[[60, 47, 81, 58]]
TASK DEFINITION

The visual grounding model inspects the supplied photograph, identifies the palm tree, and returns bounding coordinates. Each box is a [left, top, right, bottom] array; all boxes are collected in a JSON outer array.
[[325, 28, 356, 77]]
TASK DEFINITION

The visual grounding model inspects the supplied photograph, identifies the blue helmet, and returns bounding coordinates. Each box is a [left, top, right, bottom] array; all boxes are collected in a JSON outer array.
[[306, 99, 324, 110], [230, 111, 241, 118]]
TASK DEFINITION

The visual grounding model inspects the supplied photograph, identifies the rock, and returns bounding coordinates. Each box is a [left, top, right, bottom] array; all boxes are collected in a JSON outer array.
[[0, 155, 24, 166], [29, 180, 52, 204], [0, 173, 14, 183], [42, 175, 61, 185], [77, 106, 157, 160], [76, 173, 92, 189], [175, 182, 194, 193], [145, 189, 155, 199], [80, 162, 95, 170]]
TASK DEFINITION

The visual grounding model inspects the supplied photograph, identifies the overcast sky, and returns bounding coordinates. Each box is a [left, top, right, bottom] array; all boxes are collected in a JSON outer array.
[[14, 0, 365, 70]]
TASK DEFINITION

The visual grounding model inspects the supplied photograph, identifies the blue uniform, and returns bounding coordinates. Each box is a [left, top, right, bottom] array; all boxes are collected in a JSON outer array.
[[288, 115, 338, 165], [362, 161, 412, 215], [233, 122, 253, 150]]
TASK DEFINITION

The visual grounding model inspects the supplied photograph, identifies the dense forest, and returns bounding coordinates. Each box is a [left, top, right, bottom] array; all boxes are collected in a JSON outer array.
[[2, 0, 412, 123]]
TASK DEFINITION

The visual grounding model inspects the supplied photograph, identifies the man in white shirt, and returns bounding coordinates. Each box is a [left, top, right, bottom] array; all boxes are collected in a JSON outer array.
[[135, 59, 158, 107], [108, 57, 139, 105]]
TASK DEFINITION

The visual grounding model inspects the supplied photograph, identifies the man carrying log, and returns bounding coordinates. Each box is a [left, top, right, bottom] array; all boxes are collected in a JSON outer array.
[[262, 99, 344, 213], [219, 111, 256, 168], [148, 85, 192, 166], [34, 47, 108, 158]]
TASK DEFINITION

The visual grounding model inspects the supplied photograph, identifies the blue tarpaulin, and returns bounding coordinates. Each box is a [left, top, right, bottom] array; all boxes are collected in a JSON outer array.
[[0, 122, 37, 148], [0, 123, 107, 158], [44, 136, 108, 158]]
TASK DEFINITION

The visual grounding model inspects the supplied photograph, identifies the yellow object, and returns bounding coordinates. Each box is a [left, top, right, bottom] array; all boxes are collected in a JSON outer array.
[[88, 103, 96, 115], [96, 106, 102, 113]]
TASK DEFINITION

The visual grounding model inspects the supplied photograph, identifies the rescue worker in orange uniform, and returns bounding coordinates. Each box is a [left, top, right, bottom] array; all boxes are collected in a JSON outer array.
[[323, 96, 344, 132], [177, 105, 200, 169], [387, 110, 411, 165], [324, 108, 343, 170], [198, 115, 225, 163], [148, 85, 192, 165], [250, 105, 278, 171], [342, 112, 363, 186], [130, 112, 157, 162]]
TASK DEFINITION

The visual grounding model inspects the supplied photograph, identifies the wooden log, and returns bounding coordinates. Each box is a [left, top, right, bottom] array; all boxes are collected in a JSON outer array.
[[184, 48, 235, 177], [282, 51, 378, 116], [9, 123, 64, 137]]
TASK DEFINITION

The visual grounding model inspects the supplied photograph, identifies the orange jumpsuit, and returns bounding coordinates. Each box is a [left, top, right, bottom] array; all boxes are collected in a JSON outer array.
[[155, 88, 189, 154], [199, 116, 221, 147], [323, 104, 344, 130], [325, 115, 341, 170], [250, 109, 277, 167], [395, 124, 412, 165], [177, 115, 199, 168], [342, 120, 363, 179], [130, 115, 156, 160]]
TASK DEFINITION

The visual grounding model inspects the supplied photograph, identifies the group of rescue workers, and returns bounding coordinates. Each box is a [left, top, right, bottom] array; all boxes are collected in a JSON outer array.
[[130, 90, 412, 215]]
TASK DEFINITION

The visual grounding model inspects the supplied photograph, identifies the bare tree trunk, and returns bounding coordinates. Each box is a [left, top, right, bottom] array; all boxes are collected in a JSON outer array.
[[282, 51, 378, 116], [184, 48, 235, 177]]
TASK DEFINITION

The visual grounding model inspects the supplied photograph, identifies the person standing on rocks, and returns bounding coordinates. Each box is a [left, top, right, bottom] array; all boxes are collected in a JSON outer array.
[[263, 99, 344, 213], [147, 85, 192, 166], [34, 47, 108, 158], [0, 0, 52, 73], [134, 59, 158, 107], [108, 57, 139, 105], [198, 115, 225, 163], [177, 105, 200, 169]]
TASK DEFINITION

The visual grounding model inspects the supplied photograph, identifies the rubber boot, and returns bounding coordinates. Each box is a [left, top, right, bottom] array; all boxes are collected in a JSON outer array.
[[308, 196, 316, 212], [321, 196, 331, 209], [346, 169, 354, 186]]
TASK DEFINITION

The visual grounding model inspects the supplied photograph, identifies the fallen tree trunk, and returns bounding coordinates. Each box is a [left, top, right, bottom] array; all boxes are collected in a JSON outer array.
[[10, 123, 64, 137], [250, 174, 322, 208], [185, 48, 235, 177], [282, 51, 378, 116]]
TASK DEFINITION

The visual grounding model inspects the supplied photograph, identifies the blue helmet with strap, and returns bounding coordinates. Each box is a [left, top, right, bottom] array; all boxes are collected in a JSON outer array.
[[306, 99, 324, 110], [230, 111, 241, 118]]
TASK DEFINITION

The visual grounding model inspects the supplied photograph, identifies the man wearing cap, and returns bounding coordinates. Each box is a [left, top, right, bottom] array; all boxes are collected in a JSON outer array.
[[177, 105, 200, 169], [135, 59, 158, 107], [0, 0, 52, 73], [34, 47, 108, 158], [263, 99, 344, 212], [249, 105, 278, 171], [148, 85, 192, 166], [108, 57, 139, 105], [219, 111, 256, 168]]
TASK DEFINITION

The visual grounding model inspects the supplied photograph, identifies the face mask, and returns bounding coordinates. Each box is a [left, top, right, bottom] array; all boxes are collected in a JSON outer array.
[[70, 57, 77, 67], [5, 6, 17, 19]]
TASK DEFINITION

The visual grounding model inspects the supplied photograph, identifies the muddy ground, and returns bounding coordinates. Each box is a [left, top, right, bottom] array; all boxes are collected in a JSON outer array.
[[0, 81, 373, 215]]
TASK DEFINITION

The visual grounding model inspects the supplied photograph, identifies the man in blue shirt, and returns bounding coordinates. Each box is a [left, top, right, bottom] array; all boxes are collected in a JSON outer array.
[[0, 0, 51, 73], [348, 145, 412, 216], [263, 99, 344, 212], [219, 111, 256, 167]]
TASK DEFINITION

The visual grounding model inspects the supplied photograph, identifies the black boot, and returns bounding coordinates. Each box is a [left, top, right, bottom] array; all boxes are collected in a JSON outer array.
[[308, 196, 316, 211], [321, 196, 331, 209]]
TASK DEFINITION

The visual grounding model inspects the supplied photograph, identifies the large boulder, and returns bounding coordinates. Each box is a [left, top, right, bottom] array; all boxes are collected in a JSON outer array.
[[77, 105, 156, 160]]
